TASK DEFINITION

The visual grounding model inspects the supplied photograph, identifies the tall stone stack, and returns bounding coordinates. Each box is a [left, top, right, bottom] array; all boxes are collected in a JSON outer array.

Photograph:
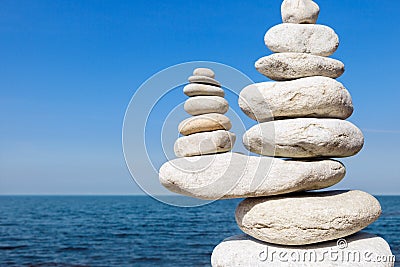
[[159, 1, 394, 266], [211, 1, 394, 266], [174, 68, 236, 158]]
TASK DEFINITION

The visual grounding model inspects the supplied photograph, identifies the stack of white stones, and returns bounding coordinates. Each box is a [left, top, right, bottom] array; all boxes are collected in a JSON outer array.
[[159, 1, 394, 266], [174, 68, 236, 157], [211, 1, 394, 266]]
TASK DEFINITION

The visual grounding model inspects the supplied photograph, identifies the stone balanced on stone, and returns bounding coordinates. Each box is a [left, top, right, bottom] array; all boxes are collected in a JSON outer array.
[[174, 68, 236, 157], [160, 1, 394, 266]]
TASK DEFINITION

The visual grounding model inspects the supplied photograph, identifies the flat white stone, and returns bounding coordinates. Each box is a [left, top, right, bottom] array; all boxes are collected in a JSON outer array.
[[174, 130, 235, 157], [255, 53, 345, 81], [281, 0, 320, 24], [193, 68, 215, 78], [159, 152, 345, 200], [238, 76, 353, 122], [212, 232, 394, 267], [188, 75, 221, 86], [183, 83, 225, 97], [265, 24, 339, 56], [184, 96, 229, 115], [243, 118, 364, 158], [178, 113, 232, 136], [235, 190, 382, 245]]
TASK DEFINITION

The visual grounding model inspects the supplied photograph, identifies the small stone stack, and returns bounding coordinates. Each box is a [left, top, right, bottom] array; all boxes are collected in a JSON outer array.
[[174, 68, 236, 157]]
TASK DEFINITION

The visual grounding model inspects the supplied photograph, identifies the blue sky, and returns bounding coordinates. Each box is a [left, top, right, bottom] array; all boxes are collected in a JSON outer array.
[[1, 0, 399, 195]]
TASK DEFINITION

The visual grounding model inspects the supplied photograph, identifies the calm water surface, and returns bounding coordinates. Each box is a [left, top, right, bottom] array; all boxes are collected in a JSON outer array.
[[0, 196, 398, 266]]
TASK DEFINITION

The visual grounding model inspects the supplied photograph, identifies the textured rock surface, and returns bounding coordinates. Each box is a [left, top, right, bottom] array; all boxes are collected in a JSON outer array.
[[243, 118, 364, 158], [188, 75, 221, 86], [211, 232, 394, 267], [239, 76, 353, 121], [174, 130, 235, 157], [193, 68, 215, 78], [184, 96, 229, 115], [255, 53, 344, 81], [281, 0, 320, 24], [159, 152, 345, 200], [178, 113, 232, 136], [183, 83, 225, 97], [235, 190, 382, 245], [265, 24, 339, 56]]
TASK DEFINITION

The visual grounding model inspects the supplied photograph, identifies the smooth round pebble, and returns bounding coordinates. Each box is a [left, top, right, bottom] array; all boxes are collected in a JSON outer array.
[[235, 190, 382, 245], [193, 68, 215, 78], [183, 83, 225, 97], [243, 118, 364, 158], [281, 0, 320, 24], [174, 130, 236, 157], [255, 53, 345, 81], [178, 113, 231, 136], [238, 76, 353, 121], [188, 75, 221, 87], [184, 96, 229, 115], [265, 23, 339, 56]]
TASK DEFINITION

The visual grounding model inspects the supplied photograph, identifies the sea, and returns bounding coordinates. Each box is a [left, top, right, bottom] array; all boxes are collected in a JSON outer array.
[[0, 196, 398, 266]]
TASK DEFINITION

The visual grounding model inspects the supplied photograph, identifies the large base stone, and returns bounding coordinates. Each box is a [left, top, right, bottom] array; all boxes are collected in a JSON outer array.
[[235, 190, 382, 245], [159, 152, 345, 200], [211, 233, 394, 267]]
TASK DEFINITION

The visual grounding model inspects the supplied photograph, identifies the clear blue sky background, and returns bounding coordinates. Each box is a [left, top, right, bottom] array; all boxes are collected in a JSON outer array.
[[1, 0, 399, 195]]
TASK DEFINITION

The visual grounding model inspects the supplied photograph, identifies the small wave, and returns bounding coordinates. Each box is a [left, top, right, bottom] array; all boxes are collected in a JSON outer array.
[[113, 233, 139, 238], [27, 263, 89, 267], [58, 247, 89, 252], [131, 256, 162, 262], [0, 245, 28, 250], [0, 223, 18, 226]]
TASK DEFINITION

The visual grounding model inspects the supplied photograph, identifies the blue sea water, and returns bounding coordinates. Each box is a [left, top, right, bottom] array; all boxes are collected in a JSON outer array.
[[0, 196, 398, 266]]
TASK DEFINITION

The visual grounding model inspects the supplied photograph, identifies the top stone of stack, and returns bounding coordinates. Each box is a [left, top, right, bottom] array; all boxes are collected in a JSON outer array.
[[267, 0, 338, 57], [183, 68, 225, 97], [256, 0, 342, 80], [193, 68, 215, 78], [281, 0, 320, 24], [188, 68, 221, 87]]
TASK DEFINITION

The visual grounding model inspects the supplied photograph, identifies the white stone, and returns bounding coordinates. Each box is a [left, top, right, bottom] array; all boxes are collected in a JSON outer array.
[[255, 53, 345, 81], [188, 75, 221, 86], [193, 68, 215, 78], [235, 190, 382, 245], [211, 232, 394, 267], [174, 130, 235, 157], [265, 24, 339, 56], [281, 0, 320, 24], [178, 113, 232, 136], [184, 96, 229, 115], [243, 118, 364, 158], [238, 76, 353, 122], [183, 83, 225, 97], [159, 152, 345, 200]]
